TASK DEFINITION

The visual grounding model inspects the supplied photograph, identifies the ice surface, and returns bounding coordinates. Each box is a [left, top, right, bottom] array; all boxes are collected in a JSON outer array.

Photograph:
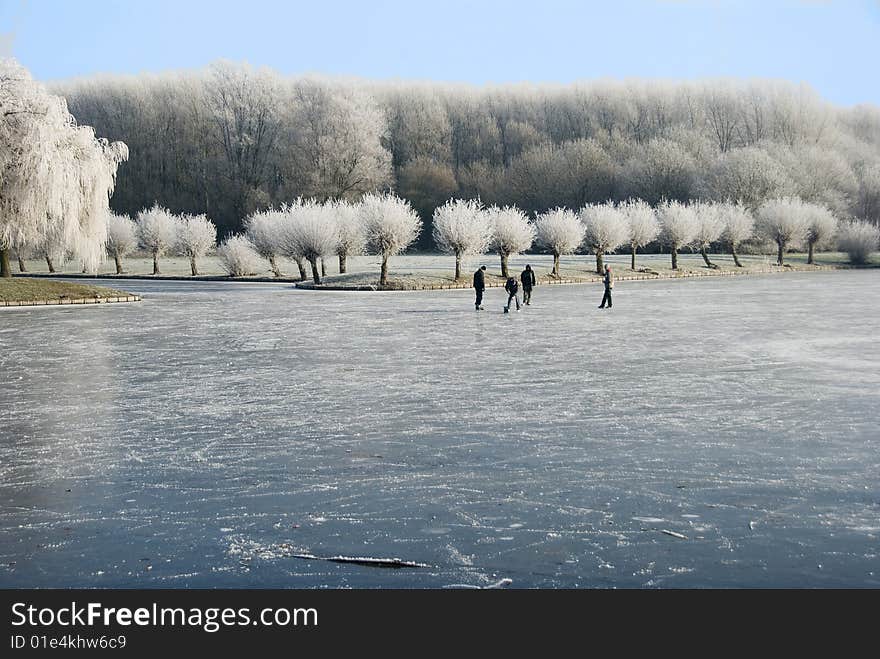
[[1, 271, 878, 588]]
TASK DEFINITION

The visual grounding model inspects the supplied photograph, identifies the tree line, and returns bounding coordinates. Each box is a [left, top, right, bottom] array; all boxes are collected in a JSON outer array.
[[54, 62, 880, 248]]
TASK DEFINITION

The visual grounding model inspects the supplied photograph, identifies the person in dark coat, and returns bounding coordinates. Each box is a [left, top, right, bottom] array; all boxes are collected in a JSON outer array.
[[473, 265, 487, 310], [504, 276, 521, 313], [520, 264, 536, 305], [599, 264, 614, 309]]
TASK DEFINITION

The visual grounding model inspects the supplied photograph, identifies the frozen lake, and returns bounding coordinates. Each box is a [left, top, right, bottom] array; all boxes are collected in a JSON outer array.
[[1, 271, 878, 588]]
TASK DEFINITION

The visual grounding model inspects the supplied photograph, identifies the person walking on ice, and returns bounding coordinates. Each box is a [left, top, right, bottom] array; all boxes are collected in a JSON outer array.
[[473, 265, 486, 310], [599, 264, 614, 309], [504, 276, 522, 313], [520, 264, 536, 305]]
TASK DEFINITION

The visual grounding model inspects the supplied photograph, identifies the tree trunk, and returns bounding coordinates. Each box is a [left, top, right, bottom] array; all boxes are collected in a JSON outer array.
[[321, 257, 326, 278], [552, 252, 560, 277], [776, 240, 784, 266], [671, 247, 678, 271], [268, 254, 281, 277], [338, 253, 347, 274], [190, 255, 198, 276], [309, 257, 321, 284], [46, 256, 56, 273], [380, 254, 389, 286], [296, 258, 307, 281], [114, 253, 123, 274], [700, 245, 718, 269], [595, 250, 604, 275], [730, 242, 743, 267], [152, 251, 160, 275], [17, 255, 27, 272], [500, 252, 509, 279], [807, 240, 815, 265], [631, 244, 637, 270], [455, 253, 462, 280], [0, 248, 10, 278]]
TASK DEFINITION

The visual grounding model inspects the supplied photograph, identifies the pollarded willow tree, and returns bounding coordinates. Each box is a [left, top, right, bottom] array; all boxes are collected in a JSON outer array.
[[716, 201, 754, 267], [176, 213, 217, 276], [0, 58, 128, 277], [331, 199, 366, 274], [535, 207, 584, 278], [756, 197, 809, 266], [487, 205, 535, 278], [837, 220, 880, 264], [432, 198, 493, 279], [244, 209, 284, 277], [691, 201, 725, 269], [580, 202, 628, 274], [359, 191, 422, 287], [802, 203, 837, 265], [619, 198, 659, 270], [277, 199, 338, 284], [105, 212, 138, 274], [136, 204, 178, 275], [658, 200, 700, 270]]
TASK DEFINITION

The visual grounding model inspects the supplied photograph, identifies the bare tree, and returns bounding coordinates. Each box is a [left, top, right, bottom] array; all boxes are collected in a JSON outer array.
[[277, 199, 338, 284], [105, 212, 137, 274], [488, 205, 534, 278], [217, 235, 261, 276], [803, 204, 838, 264], [756, 197, 809, 266], [244, 209, 284, 277], [658, 200, 700, 270], [580, 202, 628, 274], [432, 199, 493, 279], [330, 200, 366, 274], [359, 192, 422, 286], [691, 201, 725, 268], [175, 213, 217, 275], [717, 201, 754, 267], [619, 199, 659, 270], [535, 208, 584, 278]]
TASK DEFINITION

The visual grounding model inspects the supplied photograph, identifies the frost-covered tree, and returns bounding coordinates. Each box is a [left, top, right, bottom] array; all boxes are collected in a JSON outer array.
[[658, 200, 700, 270], [802, 204, 837, 265], [837, 220, 879, 264], [175, 213, 217, 275], [535, 208, 584, 278], [691, 201, 725, 269], [717, 201, 754, 267], [432, 198, 493, 279], [359, 192, 422, 286], [136, 204, 178, 275], [277, 199, 338, 284], [619, 199, 659, 270], [330, 200, 366, 274], [0, 58, 127, 277], [216, 235, 261, 276], [244, 209, 284, 277], [705, 146, 792, 210], [487, 205, 534, 278], [580, 202, 628, 274], [756, 198, 809, 266], [105, 212, 137, 274]]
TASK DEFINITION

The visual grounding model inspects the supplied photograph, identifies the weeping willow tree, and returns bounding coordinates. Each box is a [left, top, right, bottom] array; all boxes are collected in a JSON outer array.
[[0, 58, 128, 278]]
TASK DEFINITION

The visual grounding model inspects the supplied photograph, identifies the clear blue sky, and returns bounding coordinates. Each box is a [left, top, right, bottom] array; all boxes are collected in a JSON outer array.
[[2, 0, 879, 106]]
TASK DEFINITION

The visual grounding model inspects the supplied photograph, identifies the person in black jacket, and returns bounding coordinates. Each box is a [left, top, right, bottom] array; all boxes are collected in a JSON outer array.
[[504, 276, 521, 313], [473, 265, 486, 310], [599, 264, 614, 309], [520, 264, 536, 305]]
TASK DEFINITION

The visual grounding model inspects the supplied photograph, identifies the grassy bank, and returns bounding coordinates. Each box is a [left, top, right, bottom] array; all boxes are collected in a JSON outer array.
[[0, 278, 135, 304]]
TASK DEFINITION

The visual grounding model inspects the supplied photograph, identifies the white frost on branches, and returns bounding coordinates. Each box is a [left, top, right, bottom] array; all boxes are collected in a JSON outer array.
[[244, 209, 284, 276], [658, 200, 700, 269], [802, 203, 837, 263], [432, 198, 492, 279], [756, 197, 809, 265], [488, 205, 534, 277], [277, 198, 338, 284], [716, 201, 754, 266], [691, 201, 726, 268], [105, 212, 137, 274], [330, 199, 366, 273], [136, 203, 178, 274], [837, 220, 879, 265], [619, 199, 659, 269], [175, 213, 217, 275], [535, 207, 584, 277], [359, 192, 422, 286], [579, 201, 628, 274], [217, 235, 261, 277]]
